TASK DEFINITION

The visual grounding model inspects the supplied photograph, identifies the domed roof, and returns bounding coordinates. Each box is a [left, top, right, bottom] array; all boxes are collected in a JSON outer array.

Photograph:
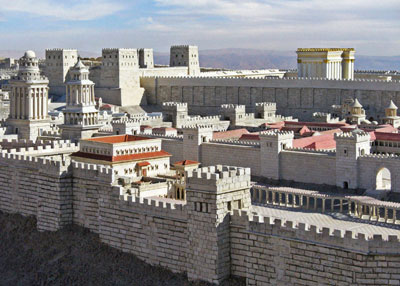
[[351, 98, 363, 108], [24, 50, 36, 59], [386, 100, 398, 110]]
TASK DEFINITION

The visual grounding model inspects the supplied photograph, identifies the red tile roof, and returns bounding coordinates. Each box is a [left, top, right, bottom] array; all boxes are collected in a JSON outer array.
[[239, 133, 260, 141], [213, 129, 249, 140], [285, 121, 348, 128], [374, 132, 400, 142], [137, 161, 151, 167], [173, 160, 200, 166], [71, 150, 171, 162], [86, 135, 151, 144], [292, 133, 337, 150]]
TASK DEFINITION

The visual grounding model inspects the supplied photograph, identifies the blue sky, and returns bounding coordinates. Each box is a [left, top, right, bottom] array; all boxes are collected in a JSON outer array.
[[0, 0, 399, 56]]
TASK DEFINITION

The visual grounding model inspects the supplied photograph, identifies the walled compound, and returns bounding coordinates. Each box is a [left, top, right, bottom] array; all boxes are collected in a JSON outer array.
[[1, 142, 400, 285], [0, 46, 400, 285]]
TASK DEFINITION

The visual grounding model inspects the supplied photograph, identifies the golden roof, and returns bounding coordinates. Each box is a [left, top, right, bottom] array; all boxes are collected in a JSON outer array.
[[297, 48, 355, 52]]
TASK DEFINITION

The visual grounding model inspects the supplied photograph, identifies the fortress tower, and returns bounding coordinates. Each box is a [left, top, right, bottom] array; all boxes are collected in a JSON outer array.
[[383, 100, 400, 128], [138, 48, 154, 68], [162, 102, 188, 127], [259, 130, 294, 180], [185, 165, 251, 284], [334, 130, 371, 189], [7, 51, 51, 140], [220, 104, 246, 125], [296, 48, 355, 80], [255, 102, 277, 119], [45, 49, 78, 96], [182, 124, 213, 162], [61, 59, 101, 140], [170, 45, 200, 76], [96, 48, 143, 106]]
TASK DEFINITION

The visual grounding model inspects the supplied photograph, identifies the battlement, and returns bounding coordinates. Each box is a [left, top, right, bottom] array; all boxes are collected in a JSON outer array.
[[186, 165, 251, 193], [140, 75, 400, 84], [255, 102, 276, 108], [162, 101, 188, 110], [170, 45, 197, 49], [140, 133, 183, 141], [102, 48, 137, 52], [45, 48, 77, 53], [334, 131, 371, 141], [231, 210, 400, 254], [181, 124, 214, 130], [259, 130, 294, 140], [209, 139, 260, 147], [284, 147, 336, 155], [111, 118, 141, 124], [221, 104, 246, 112], [313, 112, 330, 118]]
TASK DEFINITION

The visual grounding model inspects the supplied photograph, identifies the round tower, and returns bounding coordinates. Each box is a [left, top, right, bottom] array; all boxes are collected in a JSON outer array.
[[383, 100, 400, 128], [61, 58, 101, 140], [7, 50, 51, 140]]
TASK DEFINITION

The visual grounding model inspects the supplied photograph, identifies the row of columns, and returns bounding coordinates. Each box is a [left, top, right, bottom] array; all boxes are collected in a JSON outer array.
[[10, 86, 48, 120], [252, 188, 399, 224], [64, 112, 98, 126], [66, 84, 95, 106]]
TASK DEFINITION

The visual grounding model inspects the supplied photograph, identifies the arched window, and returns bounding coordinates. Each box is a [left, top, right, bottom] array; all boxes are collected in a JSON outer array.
[[376, 167, 391, 190]]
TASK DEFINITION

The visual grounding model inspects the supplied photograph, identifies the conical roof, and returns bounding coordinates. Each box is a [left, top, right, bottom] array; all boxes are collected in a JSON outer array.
[[351, 98, 363, 108], [386, 100, 398, 110], [73, 58, 86, 70]]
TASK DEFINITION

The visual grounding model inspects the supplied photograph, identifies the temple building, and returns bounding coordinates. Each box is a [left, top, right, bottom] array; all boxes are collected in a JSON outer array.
[[6, 50, 51, 140], [297, 48, 355, 80], [61, 59, 101, 140]]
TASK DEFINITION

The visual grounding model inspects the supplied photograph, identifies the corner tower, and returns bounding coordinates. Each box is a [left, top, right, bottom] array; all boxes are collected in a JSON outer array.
[[182, 124, 213, 162], [170, 45, 200, 76], [186, 165, 251, 284], [259, 130, 294, 180], [334, 130, 370, 189]]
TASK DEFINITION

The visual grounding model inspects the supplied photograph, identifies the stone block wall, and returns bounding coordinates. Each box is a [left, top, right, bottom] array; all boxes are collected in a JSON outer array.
[[0, 153, 72, 231], [141, 76, 400, 121], [231, 210, 400, 286]]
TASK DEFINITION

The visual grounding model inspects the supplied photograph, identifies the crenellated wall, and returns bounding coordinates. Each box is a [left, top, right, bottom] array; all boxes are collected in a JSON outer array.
[[141, 76, 400, 121]]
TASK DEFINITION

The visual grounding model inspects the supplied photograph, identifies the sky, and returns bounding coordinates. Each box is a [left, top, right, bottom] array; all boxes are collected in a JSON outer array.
[[0, 0, 399, 56]]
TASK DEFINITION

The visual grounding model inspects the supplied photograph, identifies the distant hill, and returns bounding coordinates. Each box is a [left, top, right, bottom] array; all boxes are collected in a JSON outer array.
[[0, 48, 398, 71], [156, 48, 400, 71]]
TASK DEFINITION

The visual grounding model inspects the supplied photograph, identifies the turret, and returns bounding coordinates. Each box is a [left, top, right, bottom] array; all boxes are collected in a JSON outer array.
[[383, 100, 400, 128], [334, 130, 371, 189], [259, 130, 294, 180], [220, 104, 246, 125], [182, 124, 213, 162], [162, 102, 188, 128], [185, 165, 251, 284]]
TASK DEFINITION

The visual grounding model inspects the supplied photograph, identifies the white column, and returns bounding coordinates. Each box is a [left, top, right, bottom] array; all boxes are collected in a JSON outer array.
[[10, 87, 15, 118], [75, 86, 79, 104], [16, 89, 20, 119], [29, 89, 33, 119], [38, 89, 42, 119]]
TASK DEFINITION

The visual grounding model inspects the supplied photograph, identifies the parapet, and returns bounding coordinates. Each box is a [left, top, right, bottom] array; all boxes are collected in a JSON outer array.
[[259, 130, 294, 140], [231, 210, 400, 254], [181, 124, 214, 131], [255, 102, 276, 108], [334, 131, 370, 142], [220, 104, 246, 112], [297, 48, 355, 52], [186, 165, 251, 193], [162, 102, 188, 111], [45, 48, 77, 52]]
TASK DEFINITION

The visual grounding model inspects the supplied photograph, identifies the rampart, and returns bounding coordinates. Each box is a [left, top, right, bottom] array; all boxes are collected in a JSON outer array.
[[1, 143, 400, 284], [140, 76, 400, 121]]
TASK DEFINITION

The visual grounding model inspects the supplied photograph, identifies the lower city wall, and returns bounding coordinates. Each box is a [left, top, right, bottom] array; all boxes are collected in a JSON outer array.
[[140, 76, 400, 121], [1, 148, 400, 285]]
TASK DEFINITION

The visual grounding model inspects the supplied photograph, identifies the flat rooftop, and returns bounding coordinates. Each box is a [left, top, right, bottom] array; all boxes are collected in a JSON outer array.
[[86, 135, 151, 144], [252, 205, 400, 239]]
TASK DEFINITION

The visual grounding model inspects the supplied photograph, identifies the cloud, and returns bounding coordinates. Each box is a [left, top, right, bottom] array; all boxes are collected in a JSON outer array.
[[148, 0, 400, 55], [0, 0, 125, 21]]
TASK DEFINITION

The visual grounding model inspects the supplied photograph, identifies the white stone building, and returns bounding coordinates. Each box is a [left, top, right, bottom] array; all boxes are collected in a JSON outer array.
[[6, 51, 51, 140], [296, 48, 355, 79], [61, 59, 101, 140]]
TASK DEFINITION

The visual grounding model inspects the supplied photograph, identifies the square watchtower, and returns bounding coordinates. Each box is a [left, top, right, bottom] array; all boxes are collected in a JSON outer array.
[[186, 165, 251, 284], [170, 45, 200, 76]]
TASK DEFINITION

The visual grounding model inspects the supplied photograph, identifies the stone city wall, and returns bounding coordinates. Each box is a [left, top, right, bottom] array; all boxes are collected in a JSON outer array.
[[1, 149, 400, 284], [141, 76, 400, 121]]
